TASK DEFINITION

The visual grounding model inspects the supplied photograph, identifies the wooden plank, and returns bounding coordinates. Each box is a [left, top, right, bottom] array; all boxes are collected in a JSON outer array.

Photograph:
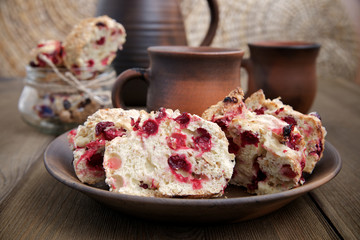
[[0, 157, 339, 239], [309, 78, 360, 239], [0, 79, 54, 203]]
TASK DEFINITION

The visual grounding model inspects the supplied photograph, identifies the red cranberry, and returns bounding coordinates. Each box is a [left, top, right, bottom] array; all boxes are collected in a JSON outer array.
[[141, 119, 159, 136], [71, 64, 81, 75], [193, 128, 212, 152], [214, 116, 231, 131], [281, 164, 297, 178], [96, 37, 106, 45], [310, 141, 323, 157], [95, 121, 115, 136], [155, 108, 167, 122], [87, 59, 95, 67], [168, 154, 191, 172], [87, 152, 104, 170], [300, 159, 306, 171], [167, 133, 187, 150], [227, 137, 240, 154], [104, 128, 126, 141], [95, 121, 125, 140], [191, 179, 203, 190], [287, 133, 302, 150], [139, 181, 149, 189], [254, 107, 266, 115], [35, 55, 47, 67], [85, 139, 106, 150], [275, 107, 284, 115], [240, 131, 259, 147], [131, 117, 141, 131], [79, 140, 106, 170], [68, 129, 77, 137], [255, 162, 267, 181], [281, 123, 302, 150], [67, 129, 77, 146], [247, 161, 267, 191], [282, 116, 297, 126], [101, 56, 109, 66], [175, 112, 191, 129]]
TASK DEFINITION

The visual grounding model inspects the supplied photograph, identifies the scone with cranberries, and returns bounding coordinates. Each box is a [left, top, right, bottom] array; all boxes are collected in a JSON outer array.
[[69, 108, 145, 185], [103, 108, 235, 198], [29, 40, 64, 68], [63, 15, 126, 80], [202, 88, 324, 195], [226, 112, 306, 194], [245, 90, 326, 173]]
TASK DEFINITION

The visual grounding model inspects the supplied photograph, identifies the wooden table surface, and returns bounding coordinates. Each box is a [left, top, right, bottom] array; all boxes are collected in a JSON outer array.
[[0, 76, 359, 239]]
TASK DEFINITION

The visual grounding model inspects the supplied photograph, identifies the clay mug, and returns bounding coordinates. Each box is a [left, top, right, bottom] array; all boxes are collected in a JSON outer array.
[[243, 41, 321, 113], [112, 46, 244, 116]]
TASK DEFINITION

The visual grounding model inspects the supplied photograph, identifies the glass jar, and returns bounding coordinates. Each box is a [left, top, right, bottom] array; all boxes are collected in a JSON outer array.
[[18, 66, 116, 135]]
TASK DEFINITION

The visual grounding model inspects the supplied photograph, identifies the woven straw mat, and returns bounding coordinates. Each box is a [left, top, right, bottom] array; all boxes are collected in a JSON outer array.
[[0, 0, 98, 78], [1, 0, 359, 85]]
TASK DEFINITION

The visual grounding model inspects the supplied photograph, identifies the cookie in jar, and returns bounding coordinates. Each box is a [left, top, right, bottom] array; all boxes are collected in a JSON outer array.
[[18, 16, 126, 134]]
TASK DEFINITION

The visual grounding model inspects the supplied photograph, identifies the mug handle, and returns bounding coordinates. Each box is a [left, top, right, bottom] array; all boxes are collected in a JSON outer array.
[[241, 58, 257, 98], [111, 68, 150, 108], [200, 0, 220, 46]]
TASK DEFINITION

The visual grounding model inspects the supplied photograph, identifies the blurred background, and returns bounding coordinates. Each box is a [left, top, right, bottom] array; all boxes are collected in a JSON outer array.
[[0, 0, 359, 85]]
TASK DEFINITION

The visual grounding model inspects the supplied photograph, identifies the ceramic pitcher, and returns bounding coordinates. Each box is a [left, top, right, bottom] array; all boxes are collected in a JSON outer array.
[[96, 0, 219, 106]]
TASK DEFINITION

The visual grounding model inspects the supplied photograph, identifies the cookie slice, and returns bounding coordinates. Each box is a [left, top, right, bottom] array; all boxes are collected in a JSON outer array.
[[63, 15, 126, 80], [69, 108, 144, 185], [29, 40, 64, 68], [245, 90, 326, 173], [227, 112, 306, 194], [202, 88, 312, 195], [103, 108, 235, 198]]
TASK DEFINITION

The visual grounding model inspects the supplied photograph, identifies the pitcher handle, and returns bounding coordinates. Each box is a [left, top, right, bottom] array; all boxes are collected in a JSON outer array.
[[111, 68, 150, 109], [200, 0, 219, 46]]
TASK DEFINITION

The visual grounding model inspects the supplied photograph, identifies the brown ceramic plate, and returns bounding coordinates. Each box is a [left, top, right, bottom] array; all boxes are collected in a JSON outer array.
[[44, 132, 341, 223]]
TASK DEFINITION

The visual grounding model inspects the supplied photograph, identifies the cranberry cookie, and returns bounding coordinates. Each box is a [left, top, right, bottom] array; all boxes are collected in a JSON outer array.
[[63, 15, 126, 80], [202, 88, 324, 195], [69, 108, 144, 185], [29, 40, 64, 67], [103, 108, 235, 198], [226, 111, 306, 194], [245, 90, 326, 173]]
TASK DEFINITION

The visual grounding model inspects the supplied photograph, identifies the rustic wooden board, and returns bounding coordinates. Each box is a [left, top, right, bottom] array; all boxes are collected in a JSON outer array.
[[0, 79, 54, 203], [0, 157, 338, 239], [309, 78, 360, 239], [1, 77, 359, 239]]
